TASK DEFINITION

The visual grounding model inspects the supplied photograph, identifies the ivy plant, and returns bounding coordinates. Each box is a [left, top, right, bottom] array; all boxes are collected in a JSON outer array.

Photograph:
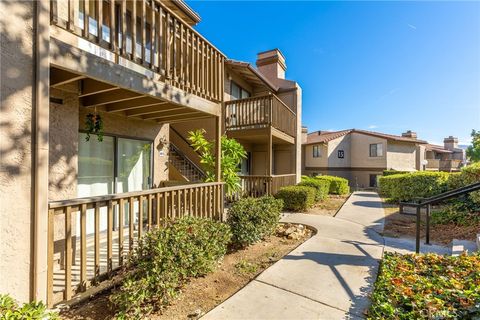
[[84, 113, 104, 142]]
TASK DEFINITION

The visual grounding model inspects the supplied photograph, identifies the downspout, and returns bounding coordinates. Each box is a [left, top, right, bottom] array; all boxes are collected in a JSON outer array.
[[32, 0, 50, 303]]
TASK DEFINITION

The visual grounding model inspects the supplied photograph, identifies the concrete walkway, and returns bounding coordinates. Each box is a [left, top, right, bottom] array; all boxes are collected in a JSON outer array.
[[203, 192, 386, 320]]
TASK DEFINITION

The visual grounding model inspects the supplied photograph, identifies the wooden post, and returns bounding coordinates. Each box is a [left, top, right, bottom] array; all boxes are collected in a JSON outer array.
[[215, 115, 222, 182]]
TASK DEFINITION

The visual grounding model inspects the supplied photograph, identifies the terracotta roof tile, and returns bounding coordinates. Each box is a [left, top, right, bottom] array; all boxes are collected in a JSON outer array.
[[304, 129, 428, 145]]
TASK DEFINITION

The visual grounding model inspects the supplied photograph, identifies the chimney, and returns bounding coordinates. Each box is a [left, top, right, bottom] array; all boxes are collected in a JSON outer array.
[[444, 136, 458, 151], [301, 127, 308, 144], [402, 130, 417, 139], [256, 49, 287, 80]]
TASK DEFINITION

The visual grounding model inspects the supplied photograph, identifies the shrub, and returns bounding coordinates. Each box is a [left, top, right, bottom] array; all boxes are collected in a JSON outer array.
[[314, 175, 350, 195], [298, 177, 329, 201], [0, 294, 58, 319], [378, 171, 449, 202], [275, 186, 316, 212], [431, 202, 480, 226], [383, 169, 409, 176], [227, 196, 283, 248], [448, 163, 480, 205], [110, 217, 231, 318], [368, 252, 480, 319]]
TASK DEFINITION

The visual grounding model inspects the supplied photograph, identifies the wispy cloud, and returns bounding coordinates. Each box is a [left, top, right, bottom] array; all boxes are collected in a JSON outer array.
[[377, 88, 400, 102], [407, 24, 417, 30], [368, 125, 378, 129]]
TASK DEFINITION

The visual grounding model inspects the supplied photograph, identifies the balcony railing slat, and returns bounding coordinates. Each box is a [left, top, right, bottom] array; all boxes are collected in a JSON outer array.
[[80, 203, 87, 290]]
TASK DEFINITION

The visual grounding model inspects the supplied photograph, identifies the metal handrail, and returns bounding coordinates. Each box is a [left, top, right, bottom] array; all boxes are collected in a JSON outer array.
[[400, 182, 480, 253]]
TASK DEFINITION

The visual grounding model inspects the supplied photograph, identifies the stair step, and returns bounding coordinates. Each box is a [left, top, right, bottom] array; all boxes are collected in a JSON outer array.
[[451, 239, 478, 256]]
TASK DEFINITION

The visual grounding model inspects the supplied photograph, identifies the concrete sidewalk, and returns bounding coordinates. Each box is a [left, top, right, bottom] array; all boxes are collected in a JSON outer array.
[[202, 192, 386, 320]]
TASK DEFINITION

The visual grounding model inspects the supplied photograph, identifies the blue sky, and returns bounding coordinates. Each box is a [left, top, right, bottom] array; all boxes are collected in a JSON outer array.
[[189, 1, 480, 146]]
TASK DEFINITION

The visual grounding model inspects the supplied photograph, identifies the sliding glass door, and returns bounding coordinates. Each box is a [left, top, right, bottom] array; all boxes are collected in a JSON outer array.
[[78, 133, 152, 198], [77, 133, 152, 240]]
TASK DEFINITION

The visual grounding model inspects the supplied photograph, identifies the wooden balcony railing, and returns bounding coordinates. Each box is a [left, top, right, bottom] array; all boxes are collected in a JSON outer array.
[[426, 159, 462, 172], [235, 174, 297, 199], [224, 94, 296, 137], [47, 182, 224, 306], [51, 0, 224, 102]]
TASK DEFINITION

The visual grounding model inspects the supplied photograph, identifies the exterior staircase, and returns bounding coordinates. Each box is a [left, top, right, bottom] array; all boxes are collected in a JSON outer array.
[[169, 143, 205, 182]]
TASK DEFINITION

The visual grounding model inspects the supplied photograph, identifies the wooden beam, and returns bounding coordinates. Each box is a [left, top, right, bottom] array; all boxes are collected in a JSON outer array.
[[50, 68, 84, 87], [142, 109, 201, 120], [125, 105, 183, 117], [81, 89, 142, 107], [105, 96, 164, 112], [159, 115, 212, 124], [79, 79, 117, 97]]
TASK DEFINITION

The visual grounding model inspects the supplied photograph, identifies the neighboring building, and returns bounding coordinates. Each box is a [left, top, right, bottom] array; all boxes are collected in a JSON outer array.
[[302, 129, 427, 188], [0, 1, 301, 306], [424, 136, 466, 172]]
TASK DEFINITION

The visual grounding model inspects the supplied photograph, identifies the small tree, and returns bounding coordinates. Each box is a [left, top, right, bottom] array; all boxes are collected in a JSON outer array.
[[466, 129, 480, 163], [188, 129, 247, 195]]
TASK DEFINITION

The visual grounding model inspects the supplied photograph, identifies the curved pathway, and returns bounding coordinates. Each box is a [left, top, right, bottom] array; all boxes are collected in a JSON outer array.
[[202, 192, 386, 320]]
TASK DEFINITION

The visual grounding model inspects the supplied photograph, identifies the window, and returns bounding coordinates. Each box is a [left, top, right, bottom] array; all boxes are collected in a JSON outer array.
[[313, 145, 321, 158], [230, 81, 250, 100], [78, 133, 152, 198], [369, 143, 383, 157]]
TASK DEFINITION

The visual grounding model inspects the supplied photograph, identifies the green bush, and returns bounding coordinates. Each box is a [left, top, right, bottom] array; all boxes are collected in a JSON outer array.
[[227, 196, 283, 248], [298, 177, 329, 201], [0, 294, 58, 319], [383, 169, 409, 176], [314, 175, 350, 195], [378, 171, 449, 202], [448, 163, 480, 205], [275, 186, 316, 212], [368, 252, 480, 319], [431, 202, 480, 226], [110, 217, 231, 318]]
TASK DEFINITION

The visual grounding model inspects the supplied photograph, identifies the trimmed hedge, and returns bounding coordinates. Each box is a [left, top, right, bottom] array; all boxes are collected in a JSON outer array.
[[315, 175, 350, 195], [275, 186, 316, 212], [383, 170, 409, 176], [378, 171, 449, 202], [110, 217, 231, 318], [298, 177, 329, 201], [227, 196, 283, 248]]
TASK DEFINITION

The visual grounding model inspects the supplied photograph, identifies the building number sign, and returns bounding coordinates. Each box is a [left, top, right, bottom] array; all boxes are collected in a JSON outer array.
[[338, 150, 344, 158]]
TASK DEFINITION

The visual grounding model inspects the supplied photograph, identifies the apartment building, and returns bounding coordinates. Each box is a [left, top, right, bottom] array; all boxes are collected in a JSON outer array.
[[424, 136, 466, 172], [302, 129, 427, 188], [0, 0, 301, 306]]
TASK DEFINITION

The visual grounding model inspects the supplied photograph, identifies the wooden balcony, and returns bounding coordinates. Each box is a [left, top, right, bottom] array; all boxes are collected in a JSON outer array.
[[237, 174, 297, 198], [224, 94, 297, 142], [426, 159, 462, 172], [47, 182, 224, 307], [50, 0, 224, 104]]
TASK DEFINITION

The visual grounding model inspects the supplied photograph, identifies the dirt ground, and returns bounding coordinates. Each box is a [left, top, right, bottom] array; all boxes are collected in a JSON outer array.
[[61, 225, 312, 320], [382, 201, 479, 245], [307, 194, 350, 216]]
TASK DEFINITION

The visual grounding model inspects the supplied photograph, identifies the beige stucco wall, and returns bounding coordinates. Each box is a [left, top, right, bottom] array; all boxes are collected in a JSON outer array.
[[350, 132, 387, 169], [327, 135, 352, 167], [0, 0, 35, 303], [386, 141, 417, 171], [304, 144, 328, 168]]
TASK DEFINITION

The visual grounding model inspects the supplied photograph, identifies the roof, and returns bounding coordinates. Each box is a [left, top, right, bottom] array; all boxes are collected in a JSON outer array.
[[304, 129, 428, 145], [162, 0, 201, 26], [425, 144, 453, 154], [225, 60, 279, 92]]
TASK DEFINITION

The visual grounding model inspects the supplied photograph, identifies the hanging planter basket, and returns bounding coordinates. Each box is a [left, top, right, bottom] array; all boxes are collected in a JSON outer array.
[[85, 112, 104, 142]]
